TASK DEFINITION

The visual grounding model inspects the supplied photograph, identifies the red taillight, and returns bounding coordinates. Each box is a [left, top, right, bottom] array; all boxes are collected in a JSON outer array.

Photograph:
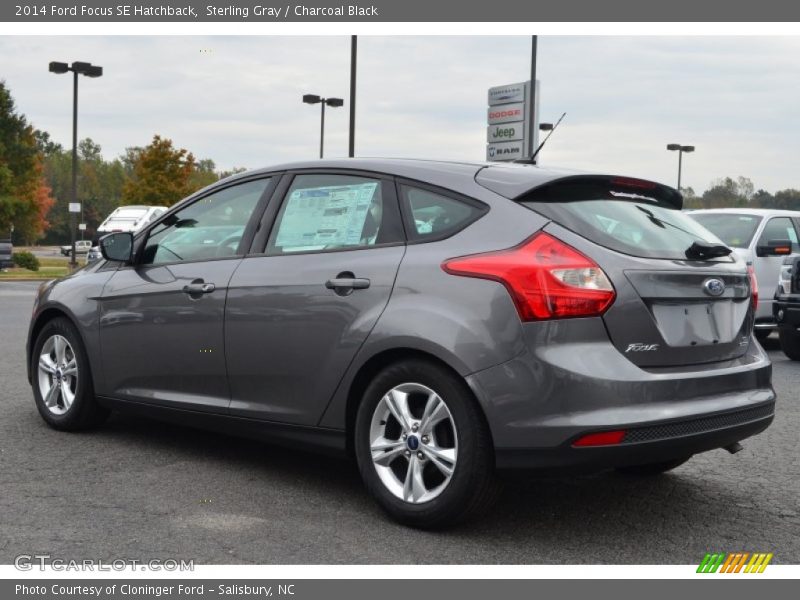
[[572, 430, 627, 447], [748, 264, 758, 310], [442, 232, 616, 321], [610, 176, 657, 190]]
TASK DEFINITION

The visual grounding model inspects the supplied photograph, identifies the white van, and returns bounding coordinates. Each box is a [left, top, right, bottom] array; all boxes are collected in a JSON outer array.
[[95, 206, 167, 242]]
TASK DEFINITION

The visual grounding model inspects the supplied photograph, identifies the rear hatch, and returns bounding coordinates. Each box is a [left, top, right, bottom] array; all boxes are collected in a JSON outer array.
[[478, 170, 755, 368]]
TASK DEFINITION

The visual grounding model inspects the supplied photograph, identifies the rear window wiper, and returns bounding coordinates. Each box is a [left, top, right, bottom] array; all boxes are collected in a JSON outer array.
[[685, 240, 733, 260]]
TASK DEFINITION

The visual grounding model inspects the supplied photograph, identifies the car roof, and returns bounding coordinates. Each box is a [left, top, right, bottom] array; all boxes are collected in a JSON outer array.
[[218, 157, 664, 200], [687, 208, 800, 217]]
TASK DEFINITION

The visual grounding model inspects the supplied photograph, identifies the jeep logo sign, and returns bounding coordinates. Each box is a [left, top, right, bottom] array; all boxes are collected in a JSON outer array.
[[487, 124, 523, 143]]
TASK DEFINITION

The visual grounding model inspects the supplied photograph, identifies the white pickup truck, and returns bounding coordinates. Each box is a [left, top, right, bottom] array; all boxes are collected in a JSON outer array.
[[60, 240, 93, 256]]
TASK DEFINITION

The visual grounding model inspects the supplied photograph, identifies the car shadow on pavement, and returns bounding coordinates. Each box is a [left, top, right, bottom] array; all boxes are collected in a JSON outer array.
[[85, 409, 775, 564]]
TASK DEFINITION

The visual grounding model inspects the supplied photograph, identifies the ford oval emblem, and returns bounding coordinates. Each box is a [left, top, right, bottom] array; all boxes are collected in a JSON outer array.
[[703, 278, 726, 297]]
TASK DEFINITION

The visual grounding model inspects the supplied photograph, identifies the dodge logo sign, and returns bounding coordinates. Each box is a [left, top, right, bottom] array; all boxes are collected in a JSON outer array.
[[487, 102, 525, 125]]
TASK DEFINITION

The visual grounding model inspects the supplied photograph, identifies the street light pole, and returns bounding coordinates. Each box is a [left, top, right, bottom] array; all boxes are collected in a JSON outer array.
[[49, 60, 102, 269], [303, 94, 344, 159], [319, 101, 325, 159], [349, 35, 357, 158], [666, 143, 695, 191], [71, 69, 78, 268]]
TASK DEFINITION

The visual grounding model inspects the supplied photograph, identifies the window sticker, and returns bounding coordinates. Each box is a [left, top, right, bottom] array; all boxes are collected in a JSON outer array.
[[275, 182, 378, 251]]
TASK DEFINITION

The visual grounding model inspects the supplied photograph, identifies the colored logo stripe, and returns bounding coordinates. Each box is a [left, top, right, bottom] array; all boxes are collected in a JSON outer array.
[[697, 552, 772, 573]]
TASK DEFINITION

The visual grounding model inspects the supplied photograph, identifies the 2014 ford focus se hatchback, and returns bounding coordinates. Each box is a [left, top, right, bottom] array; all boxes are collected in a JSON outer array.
[[26, 159, 776, 528]]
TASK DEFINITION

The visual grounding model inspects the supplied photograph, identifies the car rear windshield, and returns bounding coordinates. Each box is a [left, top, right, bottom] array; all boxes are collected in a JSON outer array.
[[518, 178, 727, 260], [687, 213, 762, 249]]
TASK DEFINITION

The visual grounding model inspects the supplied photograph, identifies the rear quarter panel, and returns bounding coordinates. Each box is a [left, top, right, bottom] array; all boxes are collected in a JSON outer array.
[[318, 189, 548, 429]]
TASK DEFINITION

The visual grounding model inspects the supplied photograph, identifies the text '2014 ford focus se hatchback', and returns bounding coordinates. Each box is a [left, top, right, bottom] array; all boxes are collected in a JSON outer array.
[[27, 159, 775, 528]]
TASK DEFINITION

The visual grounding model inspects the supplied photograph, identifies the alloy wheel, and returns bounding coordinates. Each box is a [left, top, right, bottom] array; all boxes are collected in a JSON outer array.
[[37, 334, 78, 416], [368, 382, 458, 503]]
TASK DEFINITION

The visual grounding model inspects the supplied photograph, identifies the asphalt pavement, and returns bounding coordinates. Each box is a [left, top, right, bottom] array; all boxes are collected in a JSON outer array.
[[1, 281, 798, 564]]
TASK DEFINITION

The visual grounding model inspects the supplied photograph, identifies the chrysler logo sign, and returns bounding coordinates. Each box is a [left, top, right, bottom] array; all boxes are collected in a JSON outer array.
[[488, 82, 527, 106]]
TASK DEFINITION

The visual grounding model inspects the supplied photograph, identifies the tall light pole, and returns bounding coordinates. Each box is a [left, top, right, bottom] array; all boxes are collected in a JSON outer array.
[[349, 36, 357, 158], [49, 60, 103, 268], [303, 94, 344, 159], [666, 143, 695, 191]]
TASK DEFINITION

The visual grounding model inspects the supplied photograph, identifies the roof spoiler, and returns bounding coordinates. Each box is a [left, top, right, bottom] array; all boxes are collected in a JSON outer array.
[[515, 175, 683, 210]]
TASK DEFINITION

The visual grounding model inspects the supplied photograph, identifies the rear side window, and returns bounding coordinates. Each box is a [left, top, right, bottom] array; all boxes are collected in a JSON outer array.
[[267, 174, 403, 254], [688, 213, 762, 249], [399, 185, 485, 241], [518, 178, 725, 260], [757, 217, 800, 252]]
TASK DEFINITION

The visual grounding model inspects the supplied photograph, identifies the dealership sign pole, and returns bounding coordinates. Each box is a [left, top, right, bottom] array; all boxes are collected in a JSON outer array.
[[486, 80, 539, 162]]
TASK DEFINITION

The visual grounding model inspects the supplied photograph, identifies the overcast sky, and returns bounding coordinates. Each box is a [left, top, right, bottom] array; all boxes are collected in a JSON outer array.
[[2, 35, 799, 193]]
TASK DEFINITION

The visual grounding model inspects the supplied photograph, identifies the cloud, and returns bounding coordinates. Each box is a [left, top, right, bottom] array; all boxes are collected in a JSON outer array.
[[1, 35, 798, 192]]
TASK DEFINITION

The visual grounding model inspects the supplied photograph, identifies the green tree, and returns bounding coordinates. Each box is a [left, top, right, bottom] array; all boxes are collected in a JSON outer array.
[[122, 135, 197, 207], [751, 189, 775, 208], [189, 157, 219, 191], [0, 81, 44, 240], [699, 177, 750, 209], [772, 189, 800, 211]]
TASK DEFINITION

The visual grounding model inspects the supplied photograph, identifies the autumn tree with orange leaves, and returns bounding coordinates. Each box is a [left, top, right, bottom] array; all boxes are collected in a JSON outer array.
[[0, 80, 53, 243], [122, 135, 200, 207]]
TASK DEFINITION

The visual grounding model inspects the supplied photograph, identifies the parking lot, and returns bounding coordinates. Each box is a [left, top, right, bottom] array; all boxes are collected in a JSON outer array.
[[1, 280, 798, 565]]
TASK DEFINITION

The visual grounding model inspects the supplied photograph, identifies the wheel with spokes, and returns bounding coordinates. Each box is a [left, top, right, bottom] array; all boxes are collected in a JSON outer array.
[[354, 359, 498, 528], [31, 317, 109, 430]]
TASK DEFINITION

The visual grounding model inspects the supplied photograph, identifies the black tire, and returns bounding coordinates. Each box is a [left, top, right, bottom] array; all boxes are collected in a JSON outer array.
[[354, 359, 499, 529], [779, 327, 800, 361], [31, 317, 109, 431], [754, 329, 771, 343], [616, 456, 691, 477]]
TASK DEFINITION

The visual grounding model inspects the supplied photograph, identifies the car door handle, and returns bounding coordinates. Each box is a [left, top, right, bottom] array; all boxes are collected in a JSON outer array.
[[325, 277, 371, 290], [182, 282, 216, 295]]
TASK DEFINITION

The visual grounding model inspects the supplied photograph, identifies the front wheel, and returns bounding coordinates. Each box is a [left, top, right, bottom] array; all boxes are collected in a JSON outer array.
[[354, 359, 499, 529], [778, 327, 800, 361], [616, 456, 691, 477], [31, 317, 109, 431]]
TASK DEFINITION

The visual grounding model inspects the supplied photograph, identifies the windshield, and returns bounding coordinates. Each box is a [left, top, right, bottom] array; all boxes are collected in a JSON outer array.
[[521, 195, 727, 260], [688, 213, 763, 249]]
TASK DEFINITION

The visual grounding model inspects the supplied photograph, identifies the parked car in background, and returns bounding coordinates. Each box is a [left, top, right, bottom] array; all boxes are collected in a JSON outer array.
[[60, 240, 92, 256], [84, 246, 103, 265], [26, 160, 775, 528], [688, 208, 800, 341], [0, 238, 13, 269], [94, 205, 167, 244], [774, 255, 800, 359]]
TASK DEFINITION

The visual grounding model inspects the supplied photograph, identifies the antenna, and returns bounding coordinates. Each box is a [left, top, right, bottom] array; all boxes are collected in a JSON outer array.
[[517, 112, 566, 165]]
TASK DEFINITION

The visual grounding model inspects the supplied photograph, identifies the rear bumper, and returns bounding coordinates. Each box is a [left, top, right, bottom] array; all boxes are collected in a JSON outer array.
[[494, 403, 774, 470], [465, 317, 775, 471], [774, 297, 800, 329]]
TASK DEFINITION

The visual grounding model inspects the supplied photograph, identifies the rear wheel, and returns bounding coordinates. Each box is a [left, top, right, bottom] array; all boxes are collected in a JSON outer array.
[[616, 456, 691, 477], [754, 329, 771, 343], [779, 327, 800, 361], [31, 317, 109, 431], [354, 359, 498, 528]]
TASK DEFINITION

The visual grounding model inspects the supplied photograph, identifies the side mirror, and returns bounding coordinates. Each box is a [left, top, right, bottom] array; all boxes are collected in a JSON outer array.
[[756, 239, 793, 257], [99, 232, 133, 262]]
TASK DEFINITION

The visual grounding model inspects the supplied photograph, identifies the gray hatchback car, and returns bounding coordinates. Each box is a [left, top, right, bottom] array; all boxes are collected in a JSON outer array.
[[27, 159, 776, 528]]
